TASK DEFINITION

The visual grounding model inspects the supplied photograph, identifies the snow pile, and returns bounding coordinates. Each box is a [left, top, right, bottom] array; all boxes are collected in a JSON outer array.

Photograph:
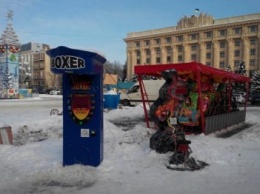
[[0, 97, 260, 194]]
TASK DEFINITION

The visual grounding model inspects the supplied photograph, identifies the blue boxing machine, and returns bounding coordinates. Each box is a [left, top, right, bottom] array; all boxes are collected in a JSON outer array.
[[46, 46, 106, 167]]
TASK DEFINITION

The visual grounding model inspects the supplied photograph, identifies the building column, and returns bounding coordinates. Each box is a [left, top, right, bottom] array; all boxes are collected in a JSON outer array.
[[150, 47, 156, 64], [227, 39, 234, 69], [161, 46, 166, 64], [126, 50, 132, 80], [199, 42, 206, 64], [172, 45, 178, 63], [242, 37, 249, 72], [140, 48, 145, 64], [127, 50, 133, 80], [213, 40, 220, 68], [183, 44, 190, 62]]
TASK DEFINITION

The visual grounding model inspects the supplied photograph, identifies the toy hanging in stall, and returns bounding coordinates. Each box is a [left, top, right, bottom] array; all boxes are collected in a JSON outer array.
[[149, 69, 208, 171], [135, 62, 250, 134]]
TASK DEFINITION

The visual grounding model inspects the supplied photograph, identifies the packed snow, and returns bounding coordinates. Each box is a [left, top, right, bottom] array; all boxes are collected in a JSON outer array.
[[0, 95, 260, 194]]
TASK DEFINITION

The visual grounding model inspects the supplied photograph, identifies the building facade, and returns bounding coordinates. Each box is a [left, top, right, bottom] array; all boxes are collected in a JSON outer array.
[[124, 13, 260, 79], [19, 42, 41, 89], [20, 42, 61, 92]]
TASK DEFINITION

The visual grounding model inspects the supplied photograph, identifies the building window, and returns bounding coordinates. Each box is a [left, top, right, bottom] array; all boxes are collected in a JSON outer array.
[[235, 39, 241, 46], [40, 53, 44, 59], [154, 39, 160, 44], [146, 49, 150, 55], [165, 37, 171, 43], [205, 31, 213, 38], [135, 41, 140, 47], [250, 49, 256, 56], [250, 59, 255, 66], [136, 59, 140, 64], [249, 25, 258, 32], [219, 29, 227, 36], [155, 48, 161, 55], [166, 47, 172, 54], [206, 62, 211, 66], [156, 57, 160, 63], [234, 50, 240, 57], [145, 40, 150, 46], [233, 27, 241, 35], [206, 53, 211, 59], [220, 41, 226, 48], [234, 60, 240, 67], [191, 54, 196, 61], [206, 42, 212, 49], [136, 50, 140, 57], [250, 38, 256, 45], [177, 45, 183, 52], [220, 51, 225, 58], [176, 36, 183, 42], [220, 61, 225, 68], [178, 55, 183, 62], [167, 56, 171, 62], [190, 33, 198, 40], [191, 44, 197, 51], [146, 58, 150, 64]]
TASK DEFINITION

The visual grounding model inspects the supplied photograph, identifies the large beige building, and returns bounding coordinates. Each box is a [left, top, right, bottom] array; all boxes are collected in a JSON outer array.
[[124, 13, 260, 79]]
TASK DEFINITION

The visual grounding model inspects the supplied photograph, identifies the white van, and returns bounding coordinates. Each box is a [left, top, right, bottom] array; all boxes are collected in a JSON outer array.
[[120, 80, 165, 106]]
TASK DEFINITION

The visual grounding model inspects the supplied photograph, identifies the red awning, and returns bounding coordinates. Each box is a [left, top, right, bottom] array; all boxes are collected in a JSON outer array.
[[134, 61, 250, 83]]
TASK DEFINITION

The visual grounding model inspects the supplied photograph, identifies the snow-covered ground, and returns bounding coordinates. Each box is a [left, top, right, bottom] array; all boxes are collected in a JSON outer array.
[[0, 95, 260, 194]]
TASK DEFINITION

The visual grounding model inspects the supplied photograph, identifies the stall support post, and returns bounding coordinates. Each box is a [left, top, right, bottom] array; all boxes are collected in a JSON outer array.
[[227, 78, 232, 112], [196, 71, 205, 134], [138, 75, 150, 128], [244, 81, 249, 111]]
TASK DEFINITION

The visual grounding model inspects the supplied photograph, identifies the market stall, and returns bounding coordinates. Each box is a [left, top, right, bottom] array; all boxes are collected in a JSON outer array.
[[134, 61, 250, 134]]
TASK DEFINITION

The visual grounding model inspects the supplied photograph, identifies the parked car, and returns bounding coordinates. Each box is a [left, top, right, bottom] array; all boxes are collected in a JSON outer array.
[[233, 93, 245, 104], [32, 89, 39, 94], [42, 89, 52, 94], [50, 90, 61, 95], [245, 93, 253, 102], [120, 80, 165, 106], [251, 92, 260, 105]]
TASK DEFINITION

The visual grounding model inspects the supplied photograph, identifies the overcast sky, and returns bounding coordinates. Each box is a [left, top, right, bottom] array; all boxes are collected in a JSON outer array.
[[0, 0, 259, 64]]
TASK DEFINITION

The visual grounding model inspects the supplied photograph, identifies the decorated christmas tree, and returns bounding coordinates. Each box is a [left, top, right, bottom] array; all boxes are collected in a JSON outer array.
[[0, 10, 20, 98]]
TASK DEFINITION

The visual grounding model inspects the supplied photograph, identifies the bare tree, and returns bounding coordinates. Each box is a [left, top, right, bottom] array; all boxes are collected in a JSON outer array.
[[47, 72, 61, 89], [104, 61, 123, 81], [122, 61, 127, 82]]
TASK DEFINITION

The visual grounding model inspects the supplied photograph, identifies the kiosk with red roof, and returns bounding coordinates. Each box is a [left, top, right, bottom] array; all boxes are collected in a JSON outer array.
[[135, 61, 250, 135]]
